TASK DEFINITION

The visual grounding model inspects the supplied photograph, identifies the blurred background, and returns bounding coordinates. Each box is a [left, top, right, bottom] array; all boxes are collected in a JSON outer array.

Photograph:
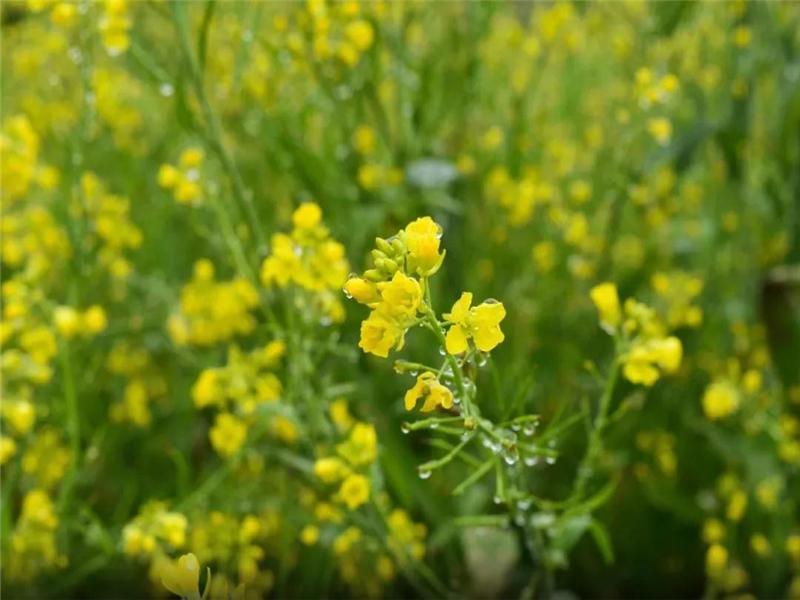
[[1, 1, 799, 598]]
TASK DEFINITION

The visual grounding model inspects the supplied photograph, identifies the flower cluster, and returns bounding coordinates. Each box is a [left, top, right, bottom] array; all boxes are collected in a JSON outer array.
[[299, 0, 376, 68], [192, 341, 286, 457], [123, 501, 188, 559], [345, 216, 446, 358], [98, 0, 132, 56], [168, 259, 259, 347], [158, 147, 205, 206], [314, 421, 377, 511], [106, 341, 167, 426], [590, 282, 683, 387], [78, 172, 143, 283], [6, 490, 66, 581], [261, 202, 349, 324]]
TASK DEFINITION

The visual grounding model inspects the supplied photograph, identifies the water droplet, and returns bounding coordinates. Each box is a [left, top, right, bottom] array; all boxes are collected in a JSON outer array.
[[409, 369, 418, 377], [418, 469, 431, 480], [438, 347, 446, 356], [517, 499, 532, 511], [503, 451, 518, 466], [400, 423, 410, 434], [523, 424, 537, 436], [476, 353, 488, 367], [511, 424, 521, 432], [68, 47, 82, 64], [429, 422, 439, 430], [159, 83, 175, 97], [545, 456, 556, 465], [524, 456, 539, 467], [493, 495, 502, 505]]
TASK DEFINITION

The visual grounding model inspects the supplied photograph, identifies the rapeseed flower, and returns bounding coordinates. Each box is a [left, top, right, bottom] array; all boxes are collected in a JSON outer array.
[[443, 292, 506, 354], [404, 372, 454, 412]]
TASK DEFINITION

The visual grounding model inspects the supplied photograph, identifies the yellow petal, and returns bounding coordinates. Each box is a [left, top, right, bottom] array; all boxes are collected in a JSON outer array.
[[444, 292, 472, 324], [473, 325, 504, 352], [445, 325, 469, 355]]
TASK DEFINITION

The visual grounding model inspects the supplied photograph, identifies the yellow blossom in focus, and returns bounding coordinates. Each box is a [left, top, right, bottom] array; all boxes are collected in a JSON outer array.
[[404, 372, 453, 412], [443, 292, 506, 354]]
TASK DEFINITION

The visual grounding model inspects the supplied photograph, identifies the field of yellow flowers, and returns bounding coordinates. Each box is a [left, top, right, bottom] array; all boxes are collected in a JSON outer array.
[[2, 1, 800, 598]]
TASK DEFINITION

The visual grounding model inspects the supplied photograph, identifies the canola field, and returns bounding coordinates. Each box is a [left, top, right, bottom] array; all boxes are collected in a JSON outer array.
[[1, 1, 800, 598]]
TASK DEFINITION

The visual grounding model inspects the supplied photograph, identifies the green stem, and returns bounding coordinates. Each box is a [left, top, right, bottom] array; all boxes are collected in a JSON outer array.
[[171, 1, 266, 252], [572, 359, 620, 501], [421, 281, 474, 418]]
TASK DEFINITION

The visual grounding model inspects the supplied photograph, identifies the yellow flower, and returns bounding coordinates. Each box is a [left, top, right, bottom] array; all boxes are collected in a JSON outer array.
[[337, 423, 377, 467], [706, 544, 727, 579], [161, 553, 201, 599], [358, 308, 404, 357], [338, 473, 370, 510], [344, 20, 374, 52], [377, 271, 422, 318], [83, 305, 108, 334], [443, 292, 506, 354], [344, 276, 379, 305], [54, 306, 81, 338], [726, 489, 747, 522], [301, 525, 320, 546], [353, 125, 376, 155], [590, 283, 621, 333], [622, 337, 682, 387], [314, 457, 350, 484], [404, 372, 454, 412], [0, 436, 17, 465], [750, 534, 771, 557], [209, 413, 247, 457], [647, 118, 672, 145], [702, 519, 725, 544], [293, 202, 322, 230], [404, 217, 444, 276], [703, 381, 740, 421]]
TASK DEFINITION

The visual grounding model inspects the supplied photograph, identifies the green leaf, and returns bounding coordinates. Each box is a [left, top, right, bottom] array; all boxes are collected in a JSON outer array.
[[588, 519, 615, 564]]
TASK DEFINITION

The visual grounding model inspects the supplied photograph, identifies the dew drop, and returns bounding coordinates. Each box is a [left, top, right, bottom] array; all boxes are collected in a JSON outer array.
[[400, 423, 410, 434], [493, 495, 502, 505], [418, 469, 431, 480], [524, 456, 539, 467], [159, 83, 175, 97], [545, 456, 557, 465]]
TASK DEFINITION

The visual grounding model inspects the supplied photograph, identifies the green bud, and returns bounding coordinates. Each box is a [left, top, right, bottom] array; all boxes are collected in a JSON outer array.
[[371, 249, 387, 262], [391, 238, 406, 255], [363, 269, 383, 282], [375, 237, 393, 254]]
